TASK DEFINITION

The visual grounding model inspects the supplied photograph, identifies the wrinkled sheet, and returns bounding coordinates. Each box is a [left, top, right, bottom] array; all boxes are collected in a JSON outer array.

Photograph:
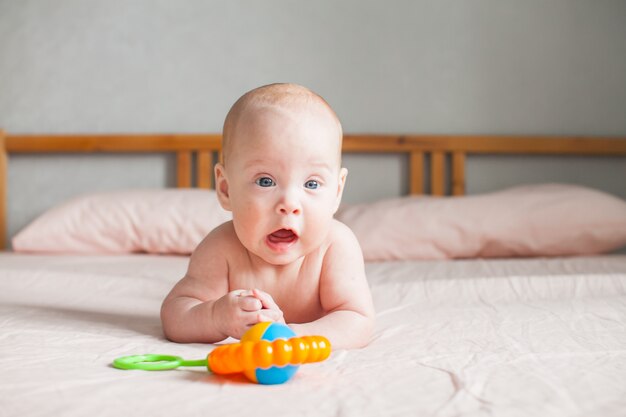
[[1, 253, 625, 417]]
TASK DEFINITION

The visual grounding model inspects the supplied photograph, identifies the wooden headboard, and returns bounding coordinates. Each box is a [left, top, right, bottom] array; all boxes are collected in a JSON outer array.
[[1, 130, 625, 249]]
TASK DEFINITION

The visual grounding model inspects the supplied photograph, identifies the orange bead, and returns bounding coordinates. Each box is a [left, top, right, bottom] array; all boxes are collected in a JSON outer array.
[[317, 338, 331, 361], [272, 339, 292, 367], [253, 340, 273, 369], [303, 337, 318, 362], [238, 341, 255, 371], [290, 338, 309, 364]]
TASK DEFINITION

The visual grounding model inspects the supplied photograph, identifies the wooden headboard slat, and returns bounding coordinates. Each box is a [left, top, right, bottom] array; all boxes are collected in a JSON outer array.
[[5, 134, 223, 152], [452, 152, 466, 196], [197, 151, 213, 189], [342, 135, 626, 154], [430, 152, 446, 196], [176, 151, 193, 187], [409, 152, 424, 195], [459, 135, 626, 154]]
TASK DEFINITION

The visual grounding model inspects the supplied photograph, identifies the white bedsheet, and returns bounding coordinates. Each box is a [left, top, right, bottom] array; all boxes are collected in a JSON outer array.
[[1, 253, 625, 417]]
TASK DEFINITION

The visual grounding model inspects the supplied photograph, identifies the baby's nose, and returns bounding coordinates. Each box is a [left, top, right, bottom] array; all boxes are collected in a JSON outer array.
[[277, 192, 301, 215], [279, 205, 301, 215]]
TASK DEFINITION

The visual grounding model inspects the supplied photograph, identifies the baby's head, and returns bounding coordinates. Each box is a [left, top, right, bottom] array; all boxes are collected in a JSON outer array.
[[221, 83, 343, 167], [215, 83, 348, 265]]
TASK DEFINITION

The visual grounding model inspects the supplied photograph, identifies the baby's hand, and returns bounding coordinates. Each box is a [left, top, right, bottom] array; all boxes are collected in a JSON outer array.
[[212, 289, 283, 339], [252, 288, 286, 325], [212, 289, 263, 339]]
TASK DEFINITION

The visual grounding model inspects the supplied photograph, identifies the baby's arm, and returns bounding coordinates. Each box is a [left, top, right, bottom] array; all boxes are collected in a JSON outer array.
[[160, 224, 280, 342], [289, 223, 375, 349]]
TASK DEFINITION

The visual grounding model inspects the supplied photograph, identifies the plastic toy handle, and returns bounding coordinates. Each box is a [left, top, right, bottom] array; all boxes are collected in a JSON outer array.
[[208, 335, 331, 375], [112, 354, 206, 371]]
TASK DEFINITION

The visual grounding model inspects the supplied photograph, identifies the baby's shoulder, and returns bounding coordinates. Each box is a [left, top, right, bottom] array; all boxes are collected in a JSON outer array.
[[187, 221, 246, 277], [315, 219, 365, 280], [191, 221, 240, 258], [327, 218, 359, 241], [323, 219, 363, 257]]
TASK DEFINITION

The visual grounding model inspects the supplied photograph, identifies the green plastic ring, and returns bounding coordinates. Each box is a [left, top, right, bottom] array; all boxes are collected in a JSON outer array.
[[113, 354, 184, 371]]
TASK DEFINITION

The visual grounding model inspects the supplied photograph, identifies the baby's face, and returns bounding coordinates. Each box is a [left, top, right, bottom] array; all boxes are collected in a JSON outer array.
[[217, 104, 346, 266]]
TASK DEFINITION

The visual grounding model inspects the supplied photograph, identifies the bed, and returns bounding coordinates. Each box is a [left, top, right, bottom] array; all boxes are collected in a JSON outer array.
[[1, 132, 626, 416]]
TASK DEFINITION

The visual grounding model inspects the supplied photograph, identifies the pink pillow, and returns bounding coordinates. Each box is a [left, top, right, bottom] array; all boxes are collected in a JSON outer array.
[[12, 189, 232, 254], [336, 184, 626, 261]]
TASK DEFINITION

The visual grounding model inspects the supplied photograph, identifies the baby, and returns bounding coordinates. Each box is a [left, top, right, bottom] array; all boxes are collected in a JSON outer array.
[[161, 83, 375, 349]]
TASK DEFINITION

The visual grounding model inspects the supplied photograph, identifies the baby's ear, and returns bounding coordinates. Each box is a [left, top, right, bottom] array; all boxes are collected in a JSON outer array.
[[333, 168, 348, 213], [214, 163, 232, 211]]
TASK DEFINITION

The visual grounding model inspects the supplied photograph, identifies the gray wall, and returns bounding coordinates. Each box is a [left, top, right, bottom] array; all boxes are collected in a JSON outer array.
[[2, 0, 626, 244]]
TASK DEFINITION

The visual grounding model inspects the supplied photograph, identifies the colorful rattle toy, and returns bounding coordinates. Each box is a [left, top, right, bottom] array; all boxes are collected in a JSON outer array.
[[113, 322, 331, 385]]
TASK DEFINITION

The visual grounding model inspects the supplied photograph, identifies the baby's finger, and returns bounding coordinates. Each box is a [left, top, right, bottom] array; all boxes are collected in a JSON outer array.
[[228, 289, 251, 299], [257, 308, 283, 323], [239, 295, 262, 312], [252, 288, 280, 310], [240, 310, 274, 331], [257, 312, 275, 323]]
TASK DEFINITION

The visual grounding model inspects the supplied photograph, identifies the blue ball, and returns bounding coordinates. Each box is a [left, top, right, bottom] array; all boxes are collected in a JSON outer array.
[[241, 322, 299, 384]]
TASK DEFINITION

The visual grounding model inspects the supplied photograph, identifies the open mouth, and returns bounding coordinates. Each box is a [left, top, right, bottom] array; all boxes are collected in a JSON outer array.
[[267, 228, 299, 250]]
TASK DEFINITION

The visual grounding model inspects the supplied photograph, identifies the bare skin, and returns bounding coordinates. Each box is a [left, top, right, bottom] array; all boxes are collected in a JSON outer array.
[[161, 84, 375, 349]]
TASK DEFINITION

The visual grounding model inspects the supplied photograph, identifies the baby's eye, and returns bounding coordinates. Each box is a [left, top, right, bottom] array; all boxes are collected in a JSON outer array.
[[255, 177, 275, 187], [304, 180, 320, 190]]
